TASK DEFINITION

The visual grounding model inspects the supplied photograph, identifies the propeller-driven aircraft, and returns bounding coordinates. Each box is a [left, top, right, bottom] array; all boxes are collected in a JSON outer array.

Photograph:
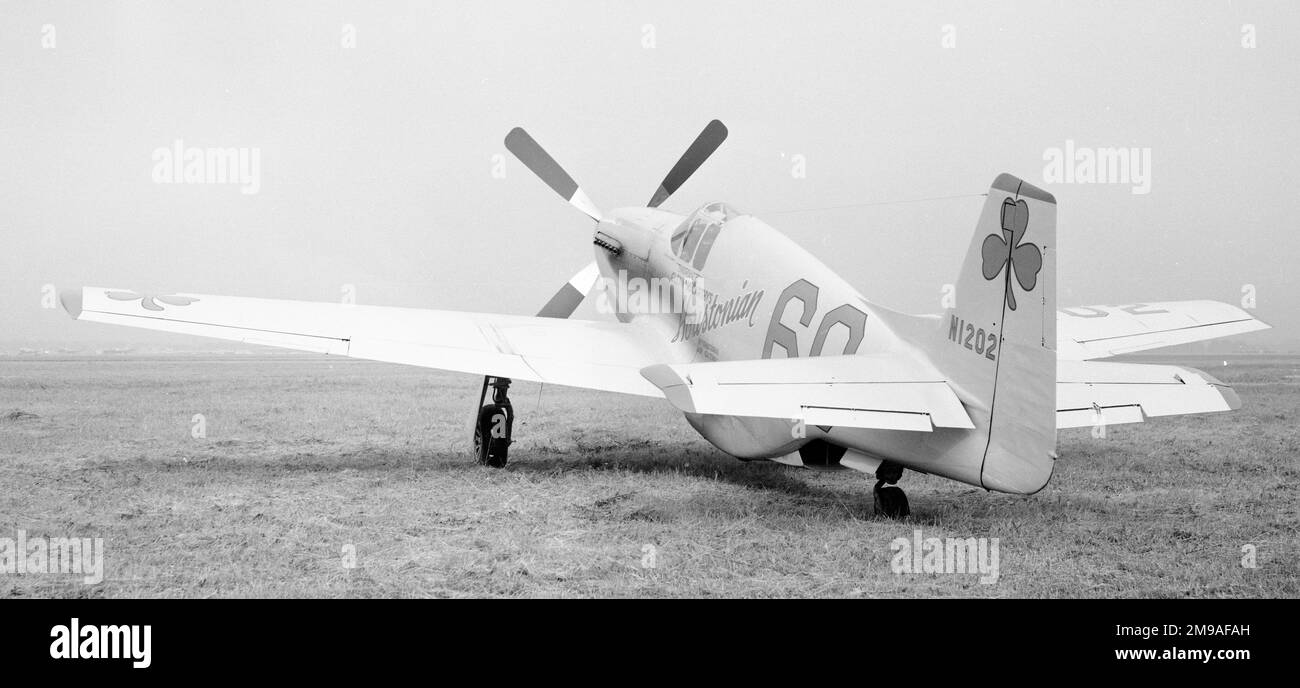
[[60, 120, 1269, 516]]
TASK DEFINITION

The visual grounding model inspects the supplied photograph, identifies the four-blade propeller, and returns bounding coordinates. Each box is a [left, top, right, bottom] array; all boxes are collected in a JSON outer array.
[[504, 119, 728, 317], [486, 120, 729, 412]]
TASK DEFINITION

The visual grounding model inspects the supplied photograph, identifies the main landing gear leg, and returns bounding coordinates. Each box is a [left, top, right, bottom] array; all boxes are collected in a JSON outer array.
[[473, 377, 514, 468], [872, 461, 909, 519]]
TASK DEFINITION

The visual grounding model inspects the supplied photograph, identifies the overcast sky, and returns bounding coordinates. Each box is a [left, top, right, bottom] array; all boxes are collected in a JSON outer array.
[[2, 0, 1296, 351]]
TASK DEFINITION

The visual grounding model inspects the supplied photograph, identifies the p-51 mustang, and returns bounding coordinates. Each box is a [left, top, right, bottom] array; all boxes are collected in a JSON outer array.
[[61, 120, 1268, 517]]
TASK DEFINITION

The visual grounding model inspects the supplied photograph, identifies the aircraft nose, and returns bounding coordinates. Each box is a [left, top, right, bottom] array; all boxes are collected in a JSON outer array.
[[603, 207, 682, 234], [593, 208, 678, 258], [593, 215, 637, 255]]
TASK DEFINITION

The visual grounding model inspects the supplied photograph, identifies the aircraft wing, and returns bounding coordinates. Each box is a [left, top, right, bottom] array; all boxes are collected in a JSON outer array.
[[1057, 300, 1268, 360], [1056, 360, 1241, 428], [640, 354, 976, 432], [60, 287, 670, 397]]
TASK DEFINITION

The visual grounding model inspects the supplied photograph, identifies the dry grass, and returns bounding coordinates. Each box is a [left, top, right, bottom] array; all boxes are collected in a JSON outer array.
[[1, 353, 1296, 598]]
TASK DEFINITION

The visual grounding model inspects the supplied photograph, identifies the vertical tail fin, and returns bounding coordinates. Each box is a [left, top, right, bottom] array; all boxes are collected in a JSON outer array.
[[938, 174, 1057, 493]]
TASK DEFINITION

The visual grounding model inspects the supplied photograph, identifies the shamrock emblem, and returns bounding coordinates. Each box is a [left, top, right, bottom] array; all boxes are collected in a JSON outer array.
[[105, 290, 200, 311], [980, 198, 1042, 311]]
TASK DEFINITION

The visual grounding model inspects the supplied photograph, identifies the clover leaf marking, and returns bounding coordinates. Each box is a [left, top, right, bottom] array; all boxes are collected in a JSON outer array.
[[105, 290, 200, 312], [980, 198, 1042, 311]]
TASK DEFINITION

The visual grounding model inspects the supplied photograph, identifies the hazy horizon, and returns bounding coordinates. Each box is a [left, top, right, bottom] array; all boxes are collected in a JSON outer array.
[[3, 1, 1297, 352]]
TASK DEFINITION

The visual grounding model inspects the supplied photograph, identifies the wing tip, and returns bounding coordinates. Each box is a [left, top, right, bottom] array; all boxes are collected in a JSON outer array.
[[1219, 384, 1242, 411], [59, 288, 83, 319]]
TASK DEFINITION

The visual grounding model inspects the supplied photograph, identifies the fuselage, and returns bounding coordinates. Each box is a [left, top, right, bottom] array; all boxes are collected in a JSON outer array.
[[592, 202, 987, 487]]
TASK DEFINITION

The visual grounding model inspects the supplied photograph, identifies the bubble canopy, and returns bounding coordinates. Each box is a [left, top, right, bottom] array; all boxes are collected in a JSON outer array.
[[669, 202, 745, 270]]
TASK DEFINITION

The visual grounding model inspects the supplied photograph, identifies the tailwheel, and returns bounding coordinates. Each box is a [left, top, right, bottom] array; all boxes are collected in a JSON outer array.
[[872, 461, 909, 518], [473, 377, 514, 468]]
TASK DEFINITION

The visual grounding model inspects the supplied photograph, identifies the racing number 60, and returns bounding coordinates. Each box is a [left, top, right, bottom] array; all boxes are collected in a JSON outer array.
[[762, 280, 866, 359]]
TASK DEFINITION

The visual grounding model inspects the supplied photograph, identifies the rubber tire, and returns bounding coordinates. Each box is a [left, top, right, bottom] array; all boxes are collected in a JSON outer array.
[[474, 404, 508, 468], [873, 485, 910, 519]]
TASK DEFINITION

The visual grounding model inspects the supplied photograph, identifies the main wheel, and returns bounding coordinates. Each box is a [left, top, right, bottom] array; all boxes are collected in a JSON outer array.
[[474, 404, 509, 468], [873, 482, 910, 519]]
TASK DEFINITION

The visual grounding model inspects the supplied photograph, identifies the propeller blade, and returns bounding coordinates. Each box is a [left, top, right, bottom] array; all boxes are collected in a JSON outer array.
[[505, 127, 603, 221], [647, 119, 729, 208], [535, 262, 600, 319]]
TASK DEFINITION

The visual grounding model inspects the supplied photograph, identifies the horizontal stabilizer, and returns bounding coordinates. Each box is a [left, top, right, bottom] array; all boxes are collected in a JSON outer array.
[[1056, 360, 1241, 428], [641, 354, 975, 432]]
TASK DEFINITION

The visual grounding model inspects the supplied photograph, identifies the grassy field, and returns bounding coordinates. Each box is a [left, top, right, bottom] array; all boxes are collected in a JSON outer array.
[[1, 353, 1296, 598]]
